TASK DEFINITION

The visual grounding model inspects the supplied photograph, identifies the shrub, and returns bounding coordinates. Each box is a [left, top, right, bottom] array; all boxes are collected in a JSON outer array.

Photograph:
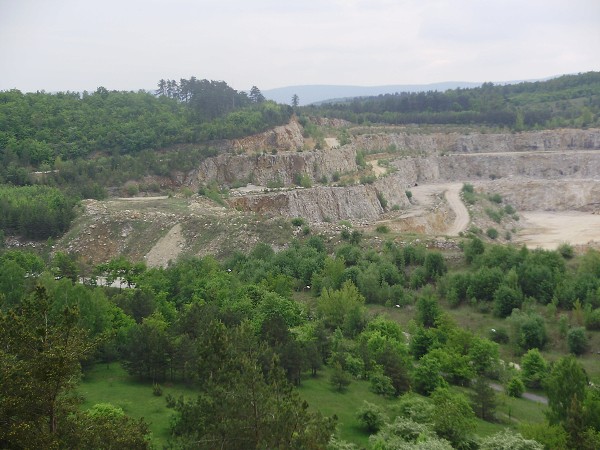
[[486, 228, 499, 239], [355, 151, 367, 168], [267, 177, 284, 188], [356, 401, 388, 434], [504, 204, 516, 214], [585, 308, 600, 330], [558, 242, 574, 259], [462, 183, 474, 193], [567, 326, 588, 355], [506, 377, 525, 398], [485, 208, 504, 223], [360, 174, 376, 185], [405, 190, 413, 199], [376, 192, 388, 209], [520, 348, 548, 389], [375, 225, 389, 234], [488, 327, 509, 344], [488, 193, 503, 204], [510, 312, 547, 353], [349, 230, 362, 245], [369, 372, 395, 397], [152, 384, 163, 396], [291, 217, 305, 227]]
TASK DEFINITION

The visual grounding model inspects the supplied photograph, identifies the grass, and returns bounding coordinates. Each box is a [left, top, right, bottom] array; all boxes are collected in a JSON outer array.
[[300, 366, 548, 446], [298, 366, 400, 446], [78, 363, 197, 448]]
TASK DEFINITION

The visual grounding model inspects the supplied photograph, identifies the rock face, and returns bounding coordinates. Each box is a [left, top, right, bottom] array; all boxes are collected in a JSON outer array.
[[197, 125, 600, 222], [213, 119, 305, 153], [353, 128, 600, 154], [486, 179, 600, 212], [193, 147, 358, 188], [229, 174, 411, 222]]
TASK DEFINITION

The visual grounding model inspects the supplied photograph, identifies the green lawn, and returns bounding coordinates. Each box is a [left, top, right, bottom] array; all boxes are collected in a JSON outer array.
[[78, 363, 197, 448]]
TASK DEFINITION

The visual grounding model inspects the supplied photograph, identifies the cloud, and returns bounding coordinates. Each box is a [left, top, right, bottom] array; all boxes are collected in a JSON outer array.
[[0, 0, 598, 92]]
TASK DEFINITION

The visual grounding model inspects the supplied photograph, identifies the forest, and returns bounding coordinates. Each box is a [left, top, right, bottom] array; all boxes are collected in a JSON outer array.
[[3, 231, 600, 449], [304, 72, 600, 129]]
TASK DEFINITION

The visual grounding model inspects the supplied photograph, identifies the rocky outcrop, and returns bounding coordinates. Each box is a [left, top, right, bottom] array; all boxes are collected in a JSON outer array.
[[389, 151, 600, 183], [228, 175, 411, 223], [353, 128, 600, 154], [484, 179, 600, 212], [192, 147, 358, 188], [212, 119, 305, 153]]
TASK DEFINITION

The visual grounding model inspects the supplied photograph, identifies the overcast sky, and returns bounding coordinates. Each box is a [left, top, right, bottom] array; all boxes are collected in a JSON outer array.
[[1, 0, 599, 93]]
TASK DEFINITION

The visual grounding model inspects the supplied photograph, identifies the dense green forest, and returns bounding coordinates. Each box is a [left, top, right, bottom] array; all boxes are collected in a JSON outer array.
[[3, 232, 600, 448], [305, 72, 600, 129], [0, 77, 291, 177]]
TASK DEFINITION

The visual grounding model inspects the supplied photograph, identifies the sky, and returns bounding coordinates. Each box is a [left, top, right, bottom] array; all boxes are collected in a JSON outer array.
[[1, 0, 599, 93]]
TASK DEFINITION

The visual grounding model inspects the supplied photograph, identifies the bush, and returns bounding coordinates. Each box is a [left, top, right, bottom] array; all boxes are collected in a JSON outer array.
[[291, 217, 305, 227], [567, 326, 588, 355], [485, 208, 504, 223], [356, 401, 388, 434], [405, 190, 413, 199], [375, 225, 389, 234], [152, 384, 163, 396], [360, 174, 376, 185], [488, 327, 509, 344], [462, 183, 474, 194], [488, 193, 503, 204], [355, 151, 367, 168], [510, 312, 547, 353], [486, 228, 499, 239], [585, 308, 600, 330], [558, 242, 574, 259], [369, 372, 396, 397], [520, 348, 548, 389], [506, 377, 525, 398], [376, 192, 388, 210]]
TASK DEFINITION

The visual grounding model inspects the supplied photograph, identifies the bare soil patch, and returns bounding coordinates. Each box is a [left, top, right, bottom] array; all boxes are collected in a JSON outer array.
[[516, 211, 600, 249], [145, 223, 184, 268]]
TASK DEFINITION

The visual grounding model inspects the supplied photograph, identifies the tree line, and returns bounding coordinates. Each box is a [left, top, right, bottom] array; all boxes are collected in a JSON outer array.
[[304, 72, 600, 129], [0, 79, 292, 173]]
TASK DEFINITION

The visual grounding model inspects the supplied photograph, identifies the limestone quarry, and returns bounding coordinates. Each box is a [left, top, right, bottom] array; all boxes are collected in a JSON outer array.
[[56, 119, 600, 267]]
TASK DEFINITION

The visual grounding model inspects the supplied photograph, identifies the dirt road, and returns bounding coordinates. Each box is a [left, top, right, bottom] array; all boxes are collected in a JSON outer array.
[[406, 183, 469, 236]]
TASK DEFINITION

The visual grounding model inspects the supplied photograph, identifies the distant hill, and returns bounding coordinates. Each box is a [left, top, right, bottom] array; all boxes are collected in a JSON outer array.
[[263, 82, 483, 106]]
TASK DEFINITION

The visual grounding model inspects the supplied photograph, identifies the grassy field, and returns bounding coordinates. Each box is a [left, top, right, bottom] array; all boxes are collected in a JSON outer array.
[[298, 367, 400, 446], [298, 365, 547, 446], [79, 362, 550, 448], [78, 363, 197, 448]]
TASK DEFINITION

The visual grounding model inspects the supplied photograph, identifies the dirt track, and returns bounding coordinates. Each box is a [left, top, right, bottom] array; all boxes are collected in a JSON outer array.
[[406, 183, 469, 236]]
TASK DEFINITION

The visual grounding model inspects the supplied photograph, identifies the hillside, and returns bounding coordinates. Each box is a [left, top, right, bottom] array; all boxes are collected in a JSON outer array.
[[263, 81, 482, 106], [4, 73, 600, 449]]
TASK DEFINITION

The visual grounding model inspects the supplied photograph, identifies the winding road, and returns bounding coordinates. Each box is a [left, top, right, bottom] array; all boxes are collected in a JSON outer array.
[[407, 182, 470, 236]]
